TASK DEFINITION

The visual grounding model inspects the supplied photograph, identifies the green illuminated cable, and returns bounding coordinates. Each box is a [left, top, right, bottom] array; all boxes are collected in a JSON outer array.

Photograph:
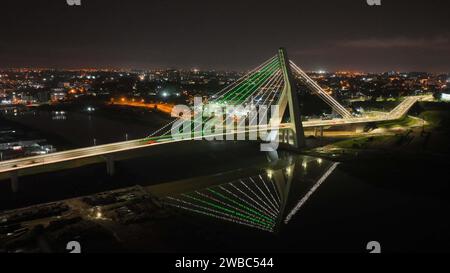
[[141, 60, 280, 142], [207, 189, 275, 223], [183, 194, 273, 228], [219, 58, 279, 103], [166, 202, 273, 232], [140, 61, 278, 141], [166, 196, 274, 231], [218, 59, 277, 103], [199, 190, 274, 224], [234, 60, 281, 103], [222, 59, 279, 104]]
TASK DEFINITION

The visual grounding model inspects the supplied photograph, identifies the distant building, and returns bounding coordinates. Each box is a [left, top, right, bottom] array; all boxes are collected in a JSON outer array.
[[441, 93, 450, 101], [58, 82, 71, 88], [21, 93, 36, 103], [51, 88, 67, 101]]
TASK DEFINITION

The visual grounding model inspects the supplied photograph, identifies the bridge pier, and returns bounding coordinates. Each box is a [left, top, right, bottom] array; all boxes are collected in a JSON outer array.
[[280, 129, 289, 144], [355, 124, 364, 134], [10, 171, 19, 193], [314, 127, 324, 137], [105, 155, 115, 176]]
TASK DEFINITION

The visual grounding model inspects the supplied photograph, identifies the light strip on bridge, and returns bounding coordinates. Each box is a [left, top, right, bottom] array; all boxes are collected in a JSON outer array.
[[284, 162, 339, 224]]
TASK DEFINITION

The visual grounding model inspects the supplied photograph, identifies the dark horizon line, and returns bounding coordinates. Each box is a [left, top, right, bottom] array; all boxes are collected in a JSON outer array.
[[1, 66, 449, 75]]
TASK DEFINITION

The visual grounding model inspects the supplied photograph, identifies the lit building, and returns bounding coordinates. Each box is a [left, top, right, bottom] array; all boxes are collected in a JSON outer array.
[[51, 88, 67, 102]]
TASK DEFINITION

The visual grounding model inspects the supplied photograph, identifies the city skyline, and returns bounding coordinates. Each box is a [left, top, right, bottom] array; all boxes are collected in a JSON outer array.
[[1, 0, 450, 73], [0, 67, 448, 74], [2, 0, 450, 257]]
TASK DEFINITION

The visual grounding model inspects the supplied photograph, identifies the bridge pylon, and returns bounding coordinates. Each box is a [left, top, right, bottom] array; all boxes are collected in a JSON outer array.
[[276, 48, 306, 150]]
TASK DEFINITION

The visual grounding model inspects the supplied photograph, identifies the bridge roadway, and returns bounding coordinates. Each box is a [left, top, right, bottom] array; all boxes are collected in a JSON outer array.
[[0, 96, 425, 176]]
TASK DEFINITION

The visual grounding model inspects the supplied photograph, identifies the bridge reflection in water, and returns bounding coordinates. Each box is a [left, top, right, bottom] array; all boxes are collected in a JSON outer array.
[[162, 152, 339, 233]]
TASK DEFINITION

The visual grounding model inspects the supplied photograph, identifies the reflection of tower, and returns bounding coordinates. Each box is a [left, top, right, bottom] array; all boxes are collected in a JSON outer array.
[[163, 152, 339, 233], [269, 160, 295, 233]]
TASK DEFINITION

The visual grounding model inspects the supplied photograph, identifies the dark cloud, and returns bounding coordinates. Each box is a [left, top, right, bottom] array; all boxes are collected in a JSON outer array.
[[337, 36, 450, 50], [1, 0, 450, 72]]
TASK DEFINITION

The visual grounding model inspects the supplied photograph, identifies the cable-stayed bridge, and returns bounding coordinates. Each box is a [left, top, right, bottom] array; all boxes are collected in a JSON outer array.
[[0, 48, 424, 191]]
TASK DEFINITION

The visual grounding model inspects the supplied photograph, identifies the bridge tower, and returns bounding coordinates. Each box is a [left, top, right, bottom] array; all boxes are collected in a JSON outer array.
[[276, 48, 306, 149]]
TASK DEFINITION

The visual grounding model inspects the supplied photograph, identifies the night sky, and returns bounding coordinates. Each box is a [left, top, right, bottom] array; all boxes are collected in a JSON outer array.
[[1, 0, 450, 72]]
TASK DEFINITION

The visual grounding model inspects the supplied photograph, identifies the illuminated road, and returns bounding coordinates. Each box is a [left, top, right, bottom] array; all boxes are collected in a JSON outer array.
[[0, 96, 425, 175], [303, 96, 423, 127], [0, 125, 289, 174], [111, 101, 174, 114]]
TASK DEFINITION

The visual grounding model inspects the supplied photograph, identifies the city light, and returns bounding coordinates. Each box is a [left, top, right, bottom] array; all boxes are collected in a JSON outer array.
[[0, 0, 447, 258], [441, 93, 450, 101], [286, 167, 291, 175]]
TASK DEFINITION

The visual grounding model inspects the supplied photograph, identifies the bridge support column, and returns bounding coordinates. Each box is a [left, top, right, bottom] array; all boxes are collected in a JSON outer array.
[[355, 125, 364, 134], [281, 129, 288, 144], [320, 126, 324, 137], [10, 171, 19, 193], [105, 155, 115, 176], [277, 48, 306, 150], [271, 159, 295, 233]]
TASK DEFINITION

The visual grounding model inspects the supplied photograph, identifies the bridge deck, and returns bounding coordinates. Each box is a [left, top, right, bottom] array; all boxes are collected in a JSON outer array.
[[0, 96, 426, 175]]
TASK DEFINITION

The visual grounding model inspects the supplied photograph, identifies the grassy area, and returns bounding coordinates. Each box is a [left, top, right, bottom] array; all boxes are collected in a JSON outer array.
[[415, 102, 450, 129], [374, 97, 402, 102], [309, 102, 450, 161], [419, 110, 450, 129], [331, 134, 399, 149], [377, 116, 420, 129], [331, 136, 371, 149]]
